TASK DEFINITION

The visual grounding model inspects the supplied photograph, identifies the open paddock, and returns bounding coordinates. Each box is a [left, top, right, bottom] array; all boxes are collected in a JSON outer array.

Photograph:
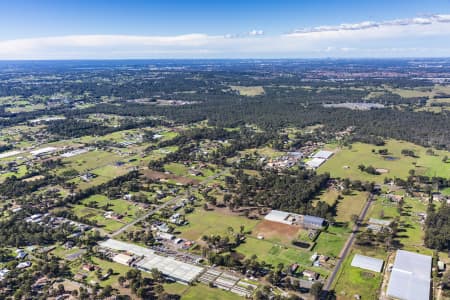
[[229, 85, 265, 96], [178, 207, 259, 241], [319, 140, 450, 182], [252, 220, 301, 245], [142, 169, 199, 185], [335, 192, 368, 223]]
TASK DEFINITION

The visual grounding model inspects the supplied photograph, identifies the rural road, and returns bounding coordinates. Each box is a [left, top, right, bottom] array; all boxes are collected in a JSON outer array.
[[323, 193, 374, 293], [109, 168, 229, 237]]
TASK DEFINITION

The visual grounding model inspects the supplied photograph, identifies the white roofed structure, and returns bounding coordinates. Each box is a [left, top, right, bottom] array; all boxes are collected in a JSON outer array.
[[0, 150, 23, 159], [351, 254, 384, 273], [311, 150, 333, 159], [264, 210, 291, 225], [99, 239, 204, 284], [386, 250, 431, 300], [306, 158, 326, 169], [30, 147, 57, 156], [113, 253, 133, 265]]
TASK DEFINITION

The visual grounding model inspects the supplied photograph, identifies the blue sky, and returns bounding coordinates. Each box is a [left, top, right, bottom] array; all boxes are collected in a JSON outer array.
[[1, 0, 450, 59]]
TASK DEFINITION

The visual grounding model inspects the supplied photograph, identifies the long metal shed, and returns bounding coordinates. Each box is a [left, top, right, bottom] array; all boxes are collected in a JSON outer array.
[[386, 250, 432, 300], [350, 254, 384, 273]]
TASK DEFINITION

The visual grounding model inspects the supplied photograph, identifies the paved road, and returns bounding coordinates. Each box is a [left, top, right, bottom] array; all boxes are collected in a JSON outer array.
[[109, 168, 228, 237], [323, 193, 374, 292]]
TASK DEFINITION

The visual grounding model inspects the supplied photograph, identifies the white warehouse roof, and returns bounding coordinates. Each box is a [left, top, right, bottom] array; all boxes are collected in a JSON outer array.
[[135, 255, 204, 284], [351, 254, 384, 273], [99, 239, 204, 284], [0, 150, 23, 159], [312, 150, 333, 159], [306, 158, 326, 169], [113, 253, 133, 265], [264, 210, 291, 224], [387, 250, 431, 300], [30, 147, 57, 156]]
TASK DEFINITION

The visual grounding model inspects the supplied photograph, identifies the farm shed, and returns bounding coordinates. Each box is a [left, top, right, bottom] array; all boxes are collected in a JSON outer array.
[[351, 254, 384, 273], [311, 150, 333, 159], [306, 158, 326, 169], [386, 250, 431, 300], [99, 239, 204, 284]]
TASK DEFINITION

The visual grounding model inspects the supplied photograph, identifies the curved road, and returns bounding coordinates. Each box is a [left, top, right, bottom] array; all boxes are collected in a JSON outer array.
[[323, 193, 374, 293]]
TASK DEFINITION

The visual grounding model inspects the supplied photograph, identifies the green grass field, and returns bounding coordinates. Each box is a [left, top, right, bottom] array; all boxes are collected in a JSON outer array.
[[71, 204, 127, 233], [319, 140, 450, 182], [63, 150, 122, 172], [92, 164, 129, 178], [71, 256, 141, 288], [366, 196, 432, 255], [229, 85, 265, 96], [181, 284, 240, 300], [80, 194, 143, 219], [240, 147, 285, 158], [335, 192, 368, 223], [178, 208, 259, 241], [313, 226, 350, 257], [236, 237, 329, 277], [164, 162, 217, 180], [333, 251, 383, 299]]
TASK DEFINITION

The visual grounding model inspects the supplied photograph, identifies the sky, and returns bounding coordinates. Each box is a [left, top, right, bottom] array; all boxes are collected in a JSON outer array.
[[1, 0, 450, 59]]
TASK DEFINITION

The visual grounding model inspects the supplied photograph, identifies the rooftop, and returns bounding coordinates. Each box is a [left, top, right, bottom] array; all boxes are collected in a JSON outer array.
[[30, 147, 58, 156], [99, 239, 204, 284], [311, 150, 333, 159], [264, 210, 291, 224], [306, 158, 326, 168], [387, 250, 432, 300], [351, 254, 384, 273]]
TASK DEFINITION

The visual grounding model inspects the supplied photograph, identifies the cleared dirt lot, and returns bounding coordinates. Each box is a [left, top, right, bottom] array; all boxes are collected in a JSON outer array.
[[253, 220, 301, 244]]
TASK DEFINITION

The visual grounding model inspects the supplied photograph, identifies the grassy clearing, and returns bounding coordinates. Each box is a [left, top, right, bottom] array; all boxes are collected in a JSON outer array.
[[236, 237, 329, 277], [335, 192, 368, 223], [237, 237, 310, 267], [240, 146, 285, 158], [74, 256, 140, 288], [366, 196, 431, 255], [333, 251, 383, 299], [71, 204, 126, 233], [388, 87, 431, 98], [80, 194, 143, 219], [178, 208, 259, 241], [163, 282, 189, 295], [316, 189, 339, 206], [0, 165, 27, 182], [229, 85, 265, 96], [181, 284, 240, 300], [319, 140, 450, 182], [313, 226, 350, 257], [165, 162, 217, 180], [92, 164, 129, 178], [63, 150, 122, 172], [6, 103, 46, 113]]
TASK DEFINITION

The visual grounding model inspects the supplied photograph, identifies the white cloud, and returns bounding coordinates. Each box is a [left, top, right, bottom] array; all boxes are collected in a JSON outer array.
[[1, 14, 450, 59], [287, 14, 450, 37], [248, 29, 264, 36]]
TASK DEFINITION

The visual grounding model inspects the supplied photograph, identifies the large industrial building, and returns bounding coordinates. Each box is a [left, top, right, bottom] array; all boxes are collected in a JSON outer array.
[[264, 210, 324, 229], [99, 239, 204, 284], [305, 150, 334, 169], [386, 250, 432, 300], [306, 158, 327, 169], [311, 150, 334, 159]]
